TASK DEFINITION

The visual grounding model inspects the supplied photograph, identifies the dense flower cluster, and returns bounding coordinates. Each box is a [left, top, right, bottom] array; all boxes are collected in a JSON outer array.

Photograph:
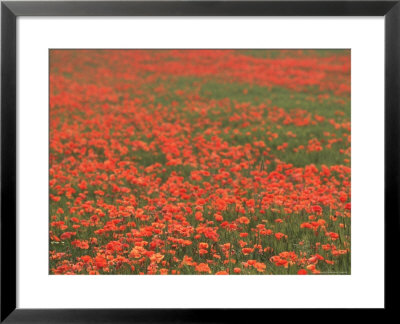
[[50, 50, 350, 275]]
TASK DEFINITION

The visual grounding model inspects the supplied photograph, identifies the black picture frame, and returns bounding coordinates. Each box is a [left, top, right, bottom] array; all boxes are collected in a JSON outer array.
[[1, 0, 398, 322]]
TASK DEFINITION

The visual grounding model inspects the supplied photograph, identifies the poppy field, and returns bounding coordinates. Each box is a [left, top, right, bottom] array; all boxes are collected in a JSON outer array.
[[49, 49, 351, 275]]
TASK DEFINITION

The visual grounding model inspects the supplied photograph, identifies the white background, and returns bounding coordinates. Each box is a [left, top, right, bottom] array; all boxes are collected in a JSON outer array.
[[17, 17, 384, 308]]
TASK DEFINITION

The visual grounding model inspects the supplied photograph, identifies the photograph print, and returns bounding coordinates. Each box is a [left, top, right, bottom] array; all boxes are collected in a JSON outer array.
[[49, 49, 351, 275]]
